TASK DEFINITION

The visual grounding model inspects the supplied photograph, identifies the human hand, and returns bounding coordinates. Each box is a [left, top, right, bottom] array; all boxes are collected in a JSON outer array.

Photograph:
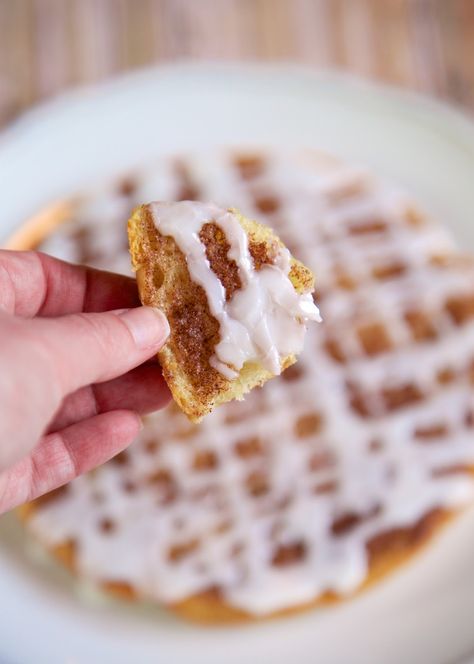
[[0, 250, 170, 514]]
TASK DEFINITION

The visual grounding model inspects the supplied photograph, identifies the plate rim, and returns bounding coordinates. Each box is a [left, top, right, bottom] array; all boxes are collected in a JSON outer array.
[[2, 61, 474, 154]]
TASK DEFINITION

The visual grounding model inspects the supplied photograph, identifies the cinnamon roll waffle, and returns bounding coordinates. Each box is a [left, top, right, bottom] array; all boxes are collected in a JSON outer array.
[[128, 202, 318, 421], [16, 149, 474, 622]]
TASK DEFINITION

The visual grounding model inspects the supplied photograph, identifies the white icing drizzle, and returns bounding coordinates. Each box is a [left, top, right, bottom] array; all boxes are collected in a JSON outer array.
[[28, 149, 474, 617], [149, 201, 320, 378]]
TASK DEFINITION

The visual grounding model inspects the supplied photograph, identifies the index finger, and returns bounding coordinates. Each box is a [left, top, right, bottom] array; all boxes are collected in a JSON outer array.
[[0, 250, 139, 317]]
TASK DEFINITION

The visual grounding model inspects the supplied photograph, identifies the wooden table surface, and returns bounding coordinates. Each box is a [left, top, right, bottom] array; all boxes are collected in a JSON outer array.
[[0, 0, 473, 127]]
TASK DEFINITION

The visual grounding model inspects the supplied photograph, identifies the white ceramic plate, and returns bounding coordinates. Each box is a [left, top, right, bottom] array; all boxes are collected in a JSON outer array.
[[1, 63, 474, 664]]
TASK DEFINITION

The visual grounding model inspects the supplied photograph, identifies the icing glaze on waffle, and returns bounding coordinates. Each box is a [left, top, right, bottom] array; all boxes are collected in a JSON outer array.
[[29, 150, 474, 615], [148, 201, 320, 378]]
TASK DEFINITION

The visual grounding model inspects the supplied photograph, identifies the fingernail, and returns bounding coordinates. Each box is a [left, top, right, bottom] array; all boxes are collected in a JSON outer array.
[[119, 306, 170, 350]]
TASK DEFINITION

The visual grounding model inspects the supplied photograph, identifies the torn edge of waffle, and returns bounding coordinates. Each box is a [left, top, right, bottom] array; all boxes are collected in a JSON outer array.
[[128, 202, 319, 421]]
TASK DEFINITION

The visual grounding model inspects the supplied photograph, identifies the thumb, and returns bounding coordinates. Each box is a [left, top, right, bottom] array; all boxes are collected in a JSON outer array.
[[31, 306, 170, 395], [0, 306, 169, 471], [0, 306, 169, 470]]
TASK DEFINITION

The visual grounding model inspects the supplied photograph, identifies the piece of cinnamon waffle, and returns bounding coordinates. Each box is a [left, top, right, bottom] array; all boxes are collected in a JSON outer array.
[[16, 149, 474, 622], [128, 202, 318, 421]]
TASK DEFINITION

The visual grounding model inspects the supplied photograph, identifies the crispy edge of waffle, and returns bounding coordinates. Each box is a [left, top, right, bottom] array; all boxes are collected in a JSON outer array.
[[2, 201, 73, 250], [128, 204, 315, 422], [18, 500, 453, 624]]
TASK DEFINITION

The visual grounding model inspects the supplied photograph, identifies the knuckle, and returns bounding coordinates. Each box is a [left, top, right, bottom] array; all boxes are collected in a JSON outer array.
[[74, 311, 125, 350]]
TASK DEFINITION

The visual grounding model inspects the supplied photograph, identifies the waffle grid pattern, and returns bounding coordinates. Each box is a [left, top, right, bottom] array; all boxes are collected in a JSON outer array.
[[29, 149, 474, 615]]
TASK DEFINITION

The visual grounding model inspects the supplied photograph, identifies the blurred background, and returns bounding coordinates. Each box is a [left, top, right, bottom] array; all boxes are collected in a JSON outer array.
[[0, 0, 473, 127]]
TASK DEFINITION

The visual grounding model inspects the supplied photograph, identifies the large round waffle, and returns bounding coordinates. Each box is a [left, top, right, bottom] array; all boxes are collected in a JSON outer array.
[[18, 149, 474, 622]]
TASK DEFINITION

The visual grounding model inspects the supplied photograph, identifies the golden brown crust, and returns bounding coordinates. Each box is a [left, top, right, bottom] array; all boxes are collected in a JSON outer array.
[[172, 508, 453, 623], [129, 206, 227, 420], [18, 500, 453, 623], [128, 204, 315, 422]]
